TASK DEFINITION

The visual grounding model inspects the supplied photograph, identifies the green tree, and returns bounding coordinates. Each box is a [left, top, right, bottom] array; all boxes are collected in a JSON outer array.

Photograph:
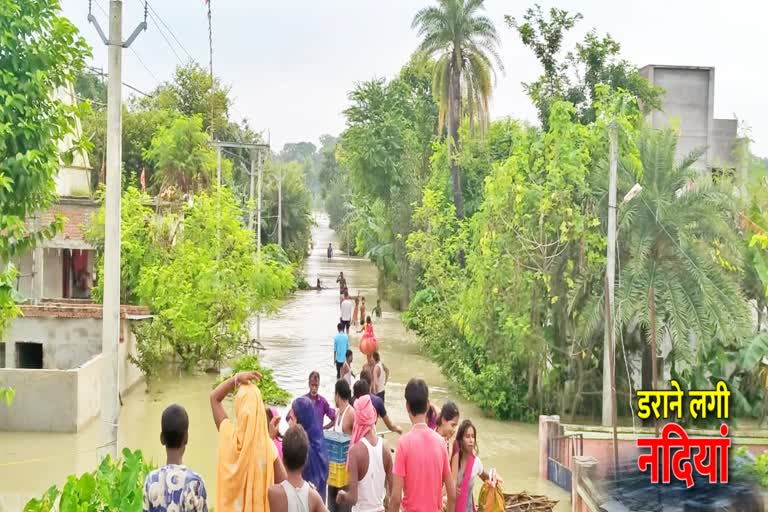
[[607, 130, 750, 390], [412, 0, 503, 220], [144, 114, 220, 197], [507, 5, 662, 129], [0, 0, 89, 335], [85, 187, 159, 304], [148, 62, 231, 137], [261, 161, 314, 264], [75, 69, 107, 106], [82, 105, 173, 192]]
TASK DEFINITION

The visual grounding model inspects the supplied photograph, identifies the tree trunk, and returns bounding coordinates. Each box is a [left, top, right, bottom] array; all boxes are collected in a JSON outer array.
[[448, 52, 464, 222]]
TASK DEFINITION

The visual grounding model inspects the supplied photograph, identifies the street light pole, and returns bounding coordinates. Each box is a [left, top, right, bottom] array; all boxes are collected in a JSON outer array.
[[604, 122, 620, 474], [602, 122, 619, 429]]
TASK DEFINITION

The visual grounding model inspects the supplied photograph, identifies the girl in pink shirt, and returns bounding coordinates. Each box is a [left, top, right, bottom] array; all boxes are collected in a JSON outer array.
[[267, 407, 283, 460]]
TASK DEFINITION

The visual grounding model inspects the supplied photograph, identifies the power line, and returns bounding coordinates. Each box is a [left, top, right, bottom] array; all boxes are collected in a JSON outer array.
[[146, 9, 184, 64], [84, 66, 150, 97], [128, 47, 160, 83], [145, 1, 194, 61]]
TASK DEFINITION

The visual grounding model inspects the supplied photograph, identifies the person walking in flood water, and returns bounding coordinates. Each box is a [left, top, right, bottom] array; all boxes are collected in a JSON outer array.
[[328, 243, 333, 260], [336, 394, 393, 512], [337, 272, 348, 304], [143, 404, 208, 512], [359, 297, 366, 327], [301, 371, 336, 429], [388, 379, 455, 512], [434, 402, 460, 453], [341, 350, 355, 387], [352, 294, 360, 328], [334, 323, 350, 379], [372, 299, 382, 319], [328, 379, 356, 512], [372, 352, 388, 402], [451, 420, 498, 512], [354, 373, 402, 435], [268, 425, 328, 512], [340, 291, 355, 334], [290, 396, 331, 504], [210, 371, 287, 512]]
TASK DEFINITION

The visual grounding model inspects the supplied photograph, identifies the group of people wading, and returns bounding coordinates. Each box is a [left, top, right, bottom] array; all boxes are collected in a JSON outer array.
[[142, 265, 498, 512]]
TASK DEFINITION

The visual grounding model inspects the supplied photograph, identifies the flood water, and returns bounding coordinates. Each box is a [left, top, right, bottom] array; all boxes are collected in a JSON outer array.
[[0, 213, 568, 511]]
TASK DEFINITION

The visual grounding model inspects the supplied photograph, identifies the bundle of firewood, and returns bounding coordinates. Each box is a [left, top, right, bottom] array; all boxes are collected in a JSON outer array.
[[503, 491, 558, 512]]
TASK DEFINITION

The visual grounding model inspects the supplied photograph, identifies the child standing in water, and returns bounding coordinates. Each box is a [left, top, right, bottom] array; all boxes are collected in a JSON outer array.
[[352, 294, 360, 327], [358, 297, 366, 327], [358, 316, 378, 353], [372, 299, 382, 318], [451, 420, 498, 512]]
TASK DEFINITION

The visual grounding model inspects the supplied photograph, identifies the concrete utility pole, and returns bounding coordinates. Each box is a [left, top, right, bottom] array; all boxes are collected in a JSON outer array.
[[89, 0, 147, 460], [248, 154, 256, 230], [256, 150, 263, 342], [217, 146, 222, 189], [277, 169, 283, 247], [257, 151, 263, 253], [602, 122, 619, 429]]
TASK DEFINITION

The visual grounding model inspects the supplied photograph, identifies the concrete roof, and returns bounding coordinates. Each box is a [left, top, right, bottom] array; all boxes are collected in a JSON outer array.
[[640, 64, 714, 72]]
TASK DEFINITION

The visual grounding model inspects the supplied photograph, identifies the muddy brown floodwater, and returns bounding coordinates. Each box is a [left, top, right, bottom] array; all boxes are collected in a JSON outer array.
[[0, 213, 568, 511]]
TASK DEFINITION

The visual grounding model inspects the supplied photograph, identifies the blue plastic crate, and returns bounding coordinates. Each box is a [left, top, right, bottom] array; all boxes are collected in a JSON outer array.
[[324, 431, 351, 464]]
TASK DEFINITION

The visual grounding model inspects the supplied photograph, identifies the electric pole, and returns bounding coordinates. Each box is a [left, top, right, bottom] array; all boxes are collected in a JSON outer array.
[[256, 150, 263, 342], [248, 153, 256, 230], [88, 0, 147, 460], [277, 169, 283, 247]]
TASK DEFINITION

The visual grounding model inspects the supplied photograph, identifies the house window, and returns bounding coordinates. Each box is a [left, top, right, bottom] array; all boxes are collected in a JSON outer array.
[[16, 342, 43, 369]]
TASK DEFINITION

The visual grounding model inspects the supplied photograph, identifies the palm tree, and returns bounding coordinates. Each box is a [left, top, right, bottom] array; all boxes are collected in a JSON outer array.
[[412, 0, 503, 220], [613, 130, 750, 393]]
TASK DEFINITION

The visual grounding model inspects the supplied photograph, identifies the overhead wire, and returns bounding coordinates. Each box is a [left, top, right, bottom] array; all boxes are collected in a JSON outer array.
[[91, 0, 160, 84], [146, 9, 184, 64], [144, 1, 194, 62]]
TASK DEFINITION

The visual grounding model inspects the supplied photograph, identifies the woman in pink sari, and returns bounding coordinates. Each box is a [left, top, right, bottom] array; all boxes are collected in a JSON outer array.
[[451, 420, 494, 512]]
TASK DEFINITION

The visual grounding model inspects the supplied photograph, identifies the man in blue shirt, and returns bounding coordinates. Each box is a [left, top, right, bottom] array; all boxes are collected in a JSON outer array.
[[333, 322, 349, 379]]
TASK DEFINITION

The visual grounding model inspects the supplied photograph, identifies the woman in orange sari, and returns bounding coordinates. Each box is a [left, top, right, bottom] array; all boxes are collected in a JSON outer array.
[[210, 371, 287, 512]]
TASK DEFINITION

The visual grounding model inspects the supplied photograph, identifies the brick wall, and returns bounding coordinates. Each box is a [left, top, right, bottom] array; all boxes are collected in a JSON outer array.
[[36, 200, 98, 243]]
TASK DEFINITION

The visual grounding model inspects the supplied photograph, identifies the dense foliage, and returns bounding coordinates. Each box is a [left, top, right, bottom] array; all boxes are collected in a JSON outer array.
[[214, 355, 291, 405], [506, 5, 663, 129], [23, 449, 152, 512], [319, 0, 768, 422], [86, 187, 295, 378], [0, 0, 89, 401]]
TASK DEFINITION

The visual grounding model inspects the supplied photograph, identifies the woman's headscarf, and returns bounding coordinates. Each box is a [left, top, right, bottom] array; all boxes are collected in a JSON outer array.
[[292, 396, 329, 486], [216, 383, 277, 512], [348, 394, 377, 469]]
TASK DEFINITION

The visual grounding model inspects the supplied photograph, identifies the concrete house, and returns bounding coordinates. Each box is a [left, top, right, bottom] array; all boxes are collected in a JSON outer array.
[[14, 84, 98, 302], [0, 84, 147, 433], [640, 65, 738, 173]]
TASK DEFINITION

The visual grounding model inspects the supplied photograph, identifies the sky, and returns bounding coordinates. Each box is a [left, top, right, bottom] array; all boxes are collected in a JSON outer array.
[[60, 0, 768, 157]]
